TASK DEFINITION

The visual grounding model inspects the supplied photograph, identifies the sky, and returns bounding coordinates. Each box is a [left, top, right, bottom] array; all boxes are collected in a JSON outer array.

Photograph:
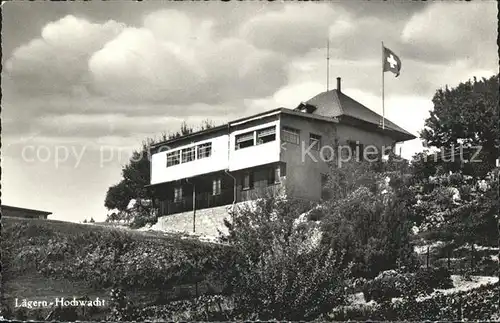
[[2, 1, 498, 222]]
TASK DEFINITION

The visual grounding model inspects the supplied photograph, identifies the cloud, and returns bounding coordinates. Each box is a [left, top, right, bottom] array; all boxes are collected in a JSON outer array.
[[89, 10, 287, 104], [401, 2, 497, 65], [6, 11, 288, 105], [240, 3, 351, 56], [32, 113, 227, 139], [88, 27, 202, 103], [4, 4, 496, 148], [6, 15, 124, 93]]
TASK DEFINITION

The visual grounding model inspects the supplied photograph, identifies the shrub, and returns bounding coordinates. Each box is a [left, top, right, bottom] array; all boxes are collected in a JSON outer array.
[[2, 217, 231, 297], [322, 183, 418, 279], [361, 267, 451, 304], [337, 282, 499, 321], [362, 270, 411, 303], [222, 196, 350, 320], [138, 294, 233, 321], [417, 267, 453, 290]]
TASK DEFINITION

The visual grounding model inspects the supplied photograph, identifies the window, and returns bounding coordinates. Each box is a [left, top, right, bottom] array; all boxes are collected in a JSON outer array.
[[235, 132, 254, 150], [242, 172, 252, 190], [321, 173, 328, 187], [282, 127, 300, 145], [274, 164, 281, 183], [257, 126, 276, 145], [166, 150, 180, 167], [321, 173, 330, 200], [212, 178, 221, 196], [348, 141, 364, 161], [197, 142, 212, 159], [174, 187, 183, 202], [268, 164, 281, 185], [309, 133, 322, 151], [181, 147, 195, 163]]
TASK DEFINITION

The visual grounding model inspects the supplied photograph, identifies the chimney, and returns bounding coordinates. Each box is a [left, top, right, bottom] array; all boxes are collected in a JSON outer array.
[[336, 77, 341, 92]]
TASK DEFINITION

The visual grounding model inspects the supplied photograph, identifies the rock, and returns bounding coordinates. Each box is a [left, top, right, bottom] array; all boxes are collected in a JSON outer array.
[[448, 187, 461, 202], [127, 199, 137, 210], [478, 180, 489, 192]]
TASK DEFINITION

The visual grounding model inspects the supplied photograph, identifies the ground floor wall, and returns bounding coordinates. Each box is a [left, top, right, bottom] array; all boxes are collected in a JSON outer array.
[[150, 202, 259, 237], [152, 162, 285, 216]]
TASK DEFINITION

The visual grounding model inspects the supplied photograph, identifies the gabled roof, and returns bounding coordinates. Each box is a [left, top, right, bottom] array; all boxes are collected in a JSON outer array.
[[298, 89, 416, 142]]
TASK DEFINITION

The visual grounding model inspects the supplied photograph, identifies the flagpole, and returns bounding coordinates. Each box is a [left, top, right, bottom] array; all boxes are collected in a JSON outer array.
[[381, 41, 385, 130], [326, 38, 330, 91]]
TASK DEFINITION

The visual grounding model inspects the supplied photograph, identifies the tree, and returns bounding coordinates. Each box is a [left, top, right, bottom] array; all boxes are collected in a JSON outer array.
[[104, 181, 134, 212], [222, 196, 349, 320], [89, 217, 95, 223], [441, 170, 499, 248], [421, 74, 499, 177]]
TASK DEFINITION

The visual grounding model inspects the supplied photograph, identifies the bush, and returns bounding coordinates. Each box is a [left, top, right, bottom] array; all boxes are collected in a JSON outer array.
[[417, 267, 453, 290], [408, 267, 452, 296], [322, 184, 418, 279], [362, 270, 411, 303], [337, 282, 499, 321], [222, 196, 350, 320], [361, 266, 452, 304], [2, 217, 231, 293], [137, 294, 233, 321]]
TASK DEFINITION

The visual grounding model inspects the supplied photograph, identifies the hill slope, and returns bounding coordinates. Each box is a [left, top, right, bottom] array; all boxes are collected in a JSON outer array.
[[1, 216, 230, 319]]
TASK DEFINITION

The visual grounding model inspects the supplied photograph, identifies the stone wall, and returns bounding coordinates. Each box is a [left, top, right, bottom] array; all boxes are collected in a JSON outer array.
[[151, 203, 235, 237]]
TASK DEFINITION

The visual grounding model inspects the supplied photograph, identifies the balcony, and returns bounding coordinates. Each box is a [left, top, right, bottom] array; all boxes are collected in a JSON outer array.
[[239, 183, 284, 201], [159, 187, 234, 216], [158, 182, 285, 216]]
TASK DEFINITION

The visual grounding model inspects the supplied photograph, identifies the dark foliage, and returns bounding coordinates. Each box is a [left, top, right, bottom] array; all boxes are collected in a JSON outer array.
[[420, 74, 499, 177], [2, 218, 231, 294], [221, 196, 349, 320], [333, 282, 499, 321], [321, 158, 418, 279]]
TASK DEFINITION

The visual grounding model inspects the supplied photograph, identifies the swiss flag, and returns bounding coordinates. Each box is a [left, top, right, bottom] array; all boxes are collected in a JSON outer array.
[[383, 46, 401, 77]]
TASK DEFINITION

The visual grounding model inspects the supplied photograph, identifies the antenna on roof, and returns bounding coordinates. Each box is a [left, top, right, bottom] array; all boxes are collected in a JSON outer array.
[[326, 37, 330, 91]]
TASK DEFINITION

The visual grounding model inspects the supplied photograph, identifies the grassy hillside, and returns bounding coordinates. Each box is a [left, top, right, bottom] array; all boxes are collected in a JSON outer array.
[[1, 216, 230, 319]]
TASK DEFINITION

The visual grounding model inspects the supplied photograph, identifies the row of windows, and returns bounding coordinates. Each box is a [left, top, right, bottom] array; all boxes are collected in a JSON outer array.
[[235, 125, 323, 151], [235, 126, 277, 150], [166, 126, 323, 168], [282, 127, 322, 151], [166, 142, 212, 167]]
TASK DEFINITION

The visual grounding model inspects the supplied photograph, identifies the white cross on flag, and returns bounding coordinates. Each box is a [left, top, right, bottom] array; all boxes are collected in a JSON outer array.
[[383, 46, 401, 77]]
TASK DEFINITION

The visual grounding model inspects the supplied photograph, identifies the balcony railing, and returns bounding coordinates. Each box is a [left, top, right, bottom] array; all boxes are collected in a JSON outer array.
[[158, 183, 284, 216], [239, 183, 283, 201], [159, 187, 234, 216]]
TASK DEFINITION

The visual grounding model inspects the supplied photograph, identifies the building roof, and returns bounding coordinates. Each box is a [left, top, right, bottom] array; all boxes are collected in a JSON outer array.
[[150, 87, 416, 149], [2, 205, 52, 216], [299, 89, 416, 142], [150, 107, 338, 148]]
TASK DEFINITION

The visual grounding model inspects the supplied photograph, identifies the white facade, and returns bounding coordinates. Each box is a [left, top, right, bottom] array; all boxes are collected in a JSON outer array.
[[150, 120, 282, 185], [228, 120, 281, 171], [151, 135, 230, 184]]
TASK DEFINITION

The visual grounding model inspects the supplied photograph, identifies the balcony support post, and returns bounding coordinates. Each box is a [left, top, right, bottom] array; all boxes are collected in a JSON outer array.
[[225, 170, 237, 217], [192, 183, 196, 233], [186, 178, 196, 233]]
